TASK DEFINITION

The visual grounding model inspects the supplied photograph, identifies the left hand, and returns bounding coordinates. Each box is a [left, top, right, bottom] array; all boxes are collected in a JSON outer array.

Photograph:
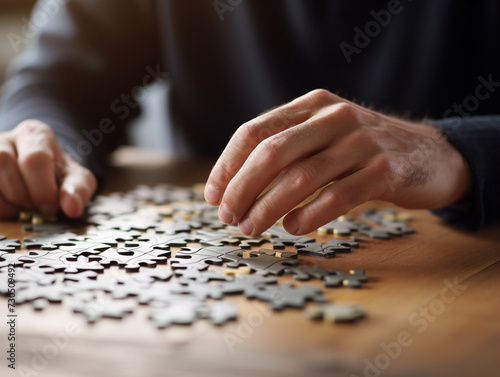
[[204, 89, 472, 236]]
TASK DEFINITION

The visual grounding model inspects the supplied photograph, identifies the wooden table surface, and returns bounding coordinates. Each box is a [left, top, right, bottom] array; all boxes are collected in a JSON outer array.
[[1, 147, 500, 377]]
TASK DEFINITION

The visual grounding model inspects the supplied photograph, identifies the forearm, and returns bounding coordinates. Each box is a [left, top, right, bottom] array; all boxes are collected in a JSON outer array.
[[428, 116, 500, 229]]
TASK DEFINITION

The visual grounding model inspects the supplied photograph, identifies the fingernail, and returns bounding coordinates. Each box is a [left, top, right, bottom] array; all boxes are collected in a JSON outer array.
[[39, 203, 58, 216], [219, 203, 235, 224], [284, 216, 299, 235], [204, 184, 220, 204], [239, 217, 255, 236]]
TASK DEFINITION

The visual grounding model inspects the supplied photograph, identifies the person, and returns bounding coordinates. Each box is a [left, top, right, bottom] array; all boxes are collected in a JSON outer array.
[[0, 0, 499, 236]]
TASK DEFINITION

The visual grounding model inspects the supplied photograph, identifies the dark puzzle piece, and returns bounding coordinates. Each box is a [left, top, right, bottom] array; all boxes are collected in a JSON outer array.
[[294, 237, 360, 258], [358, 226, 400, 240], [175, 268, 233, 284], [217, 274, 278, 297], [284, 265, 333, 281], [220, 249, 299, 275], [22, 223, 71, 233], [323, 269, 369, 288], [361, 208, 415, 236], [0, 236, 21, 252], [251, 283, 327, 310], [318, 216, 364, 236], [306, 303, 366, 322], [266, 226, 315, 249]]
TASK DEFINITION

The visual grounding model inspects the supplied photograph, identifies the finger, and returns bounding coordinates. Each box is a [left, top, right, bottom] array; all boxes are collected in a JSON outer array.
[[237, 140, 369, 236], [0, 137, 35, 209], [205, 93, 322, 205], [0, 192, 20, 220], [14, 122, 62, 215], [59, 155, 97, 218], [282, 164, 388, 235], [219, 102, 357, 226]]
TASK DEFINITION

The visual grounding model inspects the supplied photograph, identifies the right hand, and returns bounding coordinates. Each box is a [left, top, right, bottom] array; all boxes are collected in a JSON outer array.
[[0, 120, 97, 220]]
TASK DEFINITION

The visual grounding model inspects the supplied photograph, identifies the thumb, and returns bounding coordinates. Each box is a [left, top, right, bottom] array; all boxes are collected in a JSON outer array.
[[59, 154, 98, 218]]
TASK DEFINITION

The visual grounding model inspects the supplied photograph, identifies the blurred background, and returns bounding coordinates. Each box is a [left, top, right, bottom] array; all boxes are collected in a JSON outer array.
[[0, 0, 36, 84], [0, 0, 182, 154]]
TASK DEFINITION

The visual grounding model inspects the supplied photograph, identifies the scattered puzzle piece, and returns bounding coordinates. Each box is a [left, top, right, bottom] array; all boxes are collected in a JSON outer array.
[[306, 303, 366, 322], [323, 269, 369, 288]]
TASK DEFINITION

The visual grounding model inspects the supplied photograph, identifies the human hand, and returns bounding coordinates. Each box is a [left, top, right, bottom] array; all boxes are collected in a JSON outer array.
[[205, 89, 472, 236], [0, 120, 97, 219]]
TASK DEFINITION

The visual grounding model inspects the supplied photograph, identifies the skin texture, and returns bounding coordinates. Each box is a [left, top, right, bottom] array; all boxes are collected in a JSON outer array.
[[0, 120, 97, 219], [0, 90, 472, 230], [205, 89, 473, 236]]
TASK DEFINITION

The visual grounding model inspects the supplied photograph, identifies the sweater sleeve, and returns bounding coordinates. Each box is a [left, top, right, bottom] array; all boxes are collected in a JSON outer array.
[[427, 116, 500, 229], [0, 0, 162, 182]]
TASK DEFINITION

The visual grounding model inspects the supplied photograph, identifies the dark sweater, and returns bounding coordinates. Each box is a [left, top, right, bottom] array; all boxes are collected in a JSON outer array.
[[1, 0, 499, 228]]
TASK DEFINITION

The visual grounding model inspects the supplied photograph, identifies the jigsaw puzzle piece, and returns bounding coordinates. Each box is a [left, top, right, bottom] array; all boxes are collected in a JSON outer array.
[[73, 299, 136, 323], [23, 232, 79, 250], [317, 216, 364, 236], [203, 300, 238, 325], [217, 274, 278, 297], [18, 249, 75, 274], [170, 246, 241, 271], [220, 249, 299, 275], [306, 303, 366, 322], [252, 283, 326, 310], [266, 226, 315, 249], [0, 236, 21, 252], [122, 248, 172, 272], [323, 269, 368, 288], [130, 265, 174, 284], [175, 269, 233, 284], [148, 298, 206, 328]]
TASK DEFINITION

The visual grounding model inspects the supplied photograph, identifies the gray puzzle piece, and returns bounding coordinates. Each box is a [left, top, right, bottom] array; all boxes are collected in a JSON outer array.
[[306, 303, 366, 322], [252, 283, 327, 310], [220, 249, 299, 275], [170, 246, 241, 271], [323, 269, 368, 288], [266, 226, 315, 249]]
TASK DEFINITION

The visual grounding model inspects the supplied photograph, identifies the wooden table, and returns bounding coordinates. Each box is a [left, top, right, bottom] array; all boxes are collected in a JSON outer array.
[[1, 147, 500, 377]]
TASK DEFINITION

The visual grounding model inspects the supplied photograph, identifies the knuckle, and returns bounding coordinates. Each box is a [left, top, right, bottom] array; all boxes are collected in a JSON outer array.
[[238, 120, 261, 144], [322, 187, 348, 209], [16, 120, 53, 135], [288, 166, 315, 189], [308, 88, 335, 103], [19, 149, 54, 172], [255, 136, 282, 166], [333, 102, 357, 121]]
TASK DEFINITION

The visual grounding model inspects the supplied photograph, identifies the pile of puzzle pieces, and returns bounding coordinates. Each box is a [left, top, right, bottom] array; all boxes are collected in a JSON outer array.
[[0, 184, 415, 328]]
